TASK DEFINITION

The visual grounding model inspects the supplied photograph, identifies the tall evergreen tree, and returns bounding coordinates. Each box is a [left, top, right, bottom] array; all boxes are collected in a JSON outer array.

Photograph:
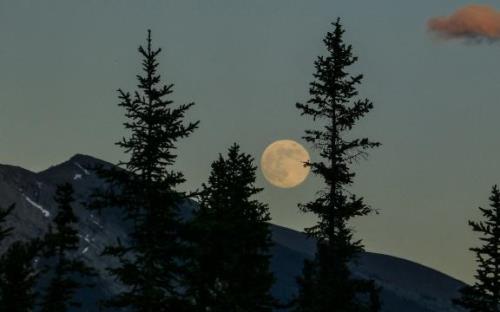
[[90, 30, 198, 311], [453, 185, 500, 312], [40, 183, 96, 312], [294, 18, 381, 311], [186, 144, 275, 312], [0, 203, 15, 306], [0, 204, 14, 245], [0, 240, 39, 312]]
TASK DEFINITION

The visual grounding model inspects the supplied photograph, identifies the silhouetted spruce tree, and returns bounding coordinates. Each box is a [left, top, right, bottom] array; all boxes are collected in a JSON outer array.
[[186, 144, 275, 312], [0, 240, 39, 312], [453, 185, 500, 312], [294, 18, 381, 311], [0, 204, 14, 245], [39, 183, 96, 312], [0, 203, 14, 306], [90, 30, 198, 311], [368, 280, 382, 312]]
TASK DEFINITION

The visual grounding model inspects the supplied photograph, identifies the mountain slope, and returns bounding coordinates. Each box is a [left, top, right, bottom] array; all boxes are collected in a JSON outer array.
[[0, 154, 466, 311]]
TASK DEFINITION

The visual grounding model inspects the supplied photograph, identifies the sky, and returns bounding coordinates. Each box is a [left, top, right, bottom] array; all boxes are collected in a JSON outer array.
[[1, 0, 500, 284]]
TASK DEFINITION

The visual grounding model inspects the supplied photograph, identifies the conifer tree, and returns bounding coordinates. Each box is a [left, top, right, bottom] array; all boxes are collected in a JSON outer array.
[[0, 240, 39, 312], [0, 203, 15, 306], [186, 144, 275, 312], [40, 183, 96, 312], [294, 18, 381, 311], [90, 30, 198, 311], [453, 185, 500, 312], [0, 204, 14, 245]]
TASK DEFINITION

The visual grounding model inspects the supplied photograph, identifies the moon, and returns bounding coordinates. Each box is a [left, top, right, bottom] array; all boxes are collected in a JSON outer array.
[[261, 140, 310, 188]]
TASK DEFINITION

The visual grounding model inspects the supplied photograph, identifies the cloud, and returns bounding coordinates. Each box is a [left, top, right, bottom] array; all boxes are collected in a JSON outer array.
[[428, 5, 500, 42]]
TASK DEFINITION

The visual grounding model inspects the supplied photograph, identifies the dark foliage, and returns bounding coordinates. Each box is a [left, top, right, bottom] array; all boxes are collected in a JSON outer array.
[[294, 18, 381, 311], [0, 240, 39, 312], [186, 144, 275, 312], [89, 30, 198, 311], [0, 204, 14, 244], [39, 183, 96, 312], [453, 185, 500, 312]]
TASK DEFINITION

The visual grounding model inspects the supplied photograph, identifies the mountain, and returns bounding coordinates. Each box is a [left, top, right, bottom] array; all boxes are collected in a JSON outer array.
[[0, 154, 466, 311]]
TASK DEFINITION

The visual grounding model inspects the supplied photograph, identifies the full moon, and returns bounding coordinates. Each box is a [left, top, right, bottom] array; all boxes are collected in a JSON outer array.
[[261, 140, 310, 188]]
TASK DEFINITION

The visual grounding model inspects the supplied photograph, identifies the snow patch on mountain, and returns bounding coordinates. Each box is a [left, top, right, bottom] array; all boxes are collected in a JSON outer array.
[[74, 162, 90, 175], [90, 213, 103, 229], [24, 195, 50, 217]]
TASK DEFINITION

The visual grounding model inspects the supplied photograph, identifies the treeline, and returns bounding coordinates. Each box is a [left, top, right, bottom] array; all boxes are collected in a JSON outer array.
[[0, 18, 495, 312]]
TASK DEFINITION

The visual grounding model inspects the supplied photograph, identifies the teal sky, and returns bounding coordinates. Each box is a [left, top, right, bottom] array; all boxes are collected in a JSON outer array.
[[1, 0, 500, 284]]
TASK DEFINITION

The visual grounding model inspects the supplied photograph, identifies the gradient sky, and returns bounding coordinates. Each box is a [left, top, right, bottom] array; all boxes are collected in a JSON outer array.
[[1, 0, 500, 284]]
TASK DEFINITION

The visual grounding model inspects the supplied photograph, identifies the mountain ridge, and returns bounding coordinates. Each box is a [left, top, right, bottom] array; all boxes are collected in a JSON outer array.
[[0, 154, 466, 311]]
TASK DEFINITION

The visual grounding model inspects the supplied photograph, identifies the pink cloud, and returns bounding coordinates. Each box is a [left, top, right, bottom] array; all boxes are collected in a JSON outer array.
[[428, 5, 500, 41]]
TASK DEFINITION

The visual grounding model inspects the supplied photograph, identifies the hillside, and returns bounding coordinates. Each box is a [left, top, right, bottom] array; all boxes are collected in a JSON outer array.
[[0, 154, 466, 311]]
